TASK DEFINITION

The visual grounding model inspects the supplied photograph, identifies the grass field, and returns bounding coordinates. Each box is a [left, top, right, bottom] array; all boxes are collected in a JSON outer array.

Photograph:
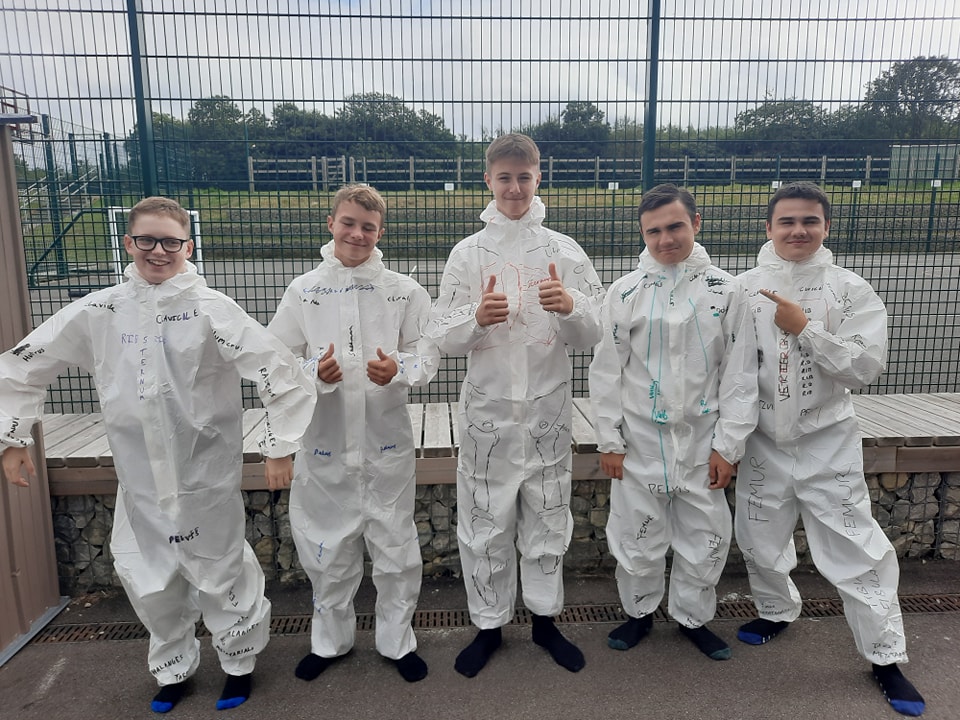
[[21, 182, 960, 275]]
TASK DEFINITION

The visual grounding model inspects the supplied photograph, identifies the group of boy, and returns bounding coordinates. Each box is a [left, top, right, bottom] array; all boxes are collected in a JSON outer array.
[[0, 133, 924, 717]]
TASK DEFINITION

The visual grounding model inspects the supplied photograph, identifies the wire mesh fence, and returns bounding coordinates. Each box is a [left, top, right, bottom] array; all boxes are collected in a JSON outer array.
[[2, 0, 959, 411]]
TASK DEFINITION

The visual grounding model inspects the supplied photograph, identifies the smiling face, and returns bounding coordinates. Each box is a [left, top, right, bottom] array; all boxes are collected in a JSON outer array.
[[484, 157, 541, 220], [328, 199, 385, 267], [639, 199, 700, 265], [123, 213, 193, 284], [766, 197, 831, 262]]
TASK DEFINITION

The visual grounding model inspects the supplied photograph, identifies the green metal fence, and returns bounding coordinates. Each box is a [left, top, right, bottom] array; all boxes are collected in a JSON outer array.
[[3, 0, 959, 410]]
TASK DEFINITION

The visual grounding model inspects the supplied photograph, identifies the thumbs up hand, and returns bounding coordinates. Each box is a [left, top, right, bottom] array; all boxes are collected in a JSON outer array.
[[476, 274, 510, 326], [317, 342, 343, 384], [367, 347, 399, 385], [538, 262, 574, 315]]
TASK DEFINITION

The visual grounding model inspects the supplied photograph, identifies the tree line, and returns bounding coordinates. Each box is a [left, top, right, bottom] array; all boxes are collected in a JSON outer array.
[[122, 56, 959, 189]]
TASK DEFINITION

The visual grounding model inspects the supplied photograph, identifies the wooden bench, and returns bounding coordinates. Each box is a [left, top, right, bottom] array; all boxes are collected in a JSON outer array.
[[41, 393, 960, 496]]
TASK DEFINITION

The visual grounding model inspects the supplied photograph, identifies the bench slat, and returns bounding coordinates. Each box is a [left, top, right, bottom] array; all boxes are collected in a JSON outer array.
[[241, 408, 267, 462], [571, 398, 598, 453], [407, 404, 424, 458], [863, 394, 960, 445], [854, 395, 941, 446], [47, 414, 107, 468], [422, 403, 453, 457]]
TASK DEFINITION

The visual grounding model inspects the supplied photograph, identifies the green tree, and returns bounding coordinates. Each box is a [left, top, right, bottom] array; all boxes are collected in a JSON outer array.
[[334, 92, 457, 158], [864, 56, 960, 139], [728, 98, 828, 155], [186, 96, 247, 188], [523, 101, 611, 158], [123, 111, 191, 189]]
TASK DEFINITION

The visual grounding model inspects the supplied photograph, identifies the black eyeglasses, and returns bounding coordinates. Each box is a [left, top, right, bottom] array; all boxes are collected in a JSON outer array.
[[130, 235, 189, 252]]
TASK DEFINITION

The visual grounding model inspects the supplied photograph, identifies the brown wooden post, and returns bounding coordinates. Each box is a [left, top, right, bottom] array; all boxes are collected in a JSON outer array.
[[0, 115, 67, 666]]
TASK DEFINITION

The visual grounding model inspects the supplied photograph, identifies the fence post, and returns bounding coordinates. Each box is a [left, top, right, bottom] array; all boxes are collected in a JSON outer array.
[[457, 156, 462, 188], [642, 0, 661, 191], [41, 115, 67, 277], [310, 156, 318, 192], [362, 156, 368, 184], [348, 157, 355, 184], [321, 156, 329, 191], [683, 155, 689, 185], [409, 156, 415, 191], [248, 156, 255, 192], [820, 155, 827, 184], [126, 0, 158, 197], [341, 155, 347, 184], [865, 155, 872, 187], [594, 156, 600, 188], [729, 155, 736, 185], [548, 156, 554, 189]]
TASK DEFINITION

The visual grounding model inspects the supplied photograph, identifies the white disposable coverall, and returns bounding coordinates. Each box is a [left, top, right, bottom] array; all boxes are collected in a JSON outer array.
[[268, 241, 438, 659], [589, 243, 758, 627], [736, 241, 907, 665], [0, 263, 316, 684], [427, 197, 604, 628]]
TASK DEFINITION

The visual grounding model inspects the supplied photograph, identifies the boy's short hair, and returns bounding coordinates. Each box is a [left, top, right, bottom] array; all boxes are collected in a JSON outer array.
[[638, 183, 698, 224], [485, 133, 541, 170], [127, 196, 191, 235], [767, 181, 832, 223], [330, 184, 387, 226]]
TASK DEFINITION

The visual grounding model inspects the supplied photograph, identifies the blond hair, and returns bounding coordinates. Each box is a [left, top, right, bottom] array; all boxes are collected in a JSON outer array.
[[330, 184, 387, 226], [485, 133, 541, 170], [127, 196, 191, 235]]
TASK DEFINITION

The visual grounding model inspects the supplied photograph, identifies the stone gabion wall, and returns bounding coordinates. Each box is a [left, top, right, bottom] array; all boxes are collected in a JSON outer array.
[[50, 470, 960, 594]]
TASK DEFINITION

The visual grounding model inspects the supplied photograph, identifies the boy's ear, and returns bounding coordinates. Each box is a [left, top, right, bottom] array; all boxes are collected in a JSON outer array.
[[122, 233, 135, 255], [185, 239, 195, 259], [327, 214, 335, 234]]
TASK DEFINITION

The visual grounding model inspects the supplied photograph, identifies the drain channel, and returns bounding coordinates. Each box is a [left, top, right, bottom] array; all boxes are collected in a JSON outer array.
[[30, 593, 960, 645]]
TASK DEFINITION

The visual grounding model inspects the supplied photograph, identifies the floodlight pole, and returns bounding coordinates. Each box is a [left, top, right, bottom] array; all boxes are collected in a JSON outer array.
[[126, 0, 158, 197], [643, 0, 661, 192]]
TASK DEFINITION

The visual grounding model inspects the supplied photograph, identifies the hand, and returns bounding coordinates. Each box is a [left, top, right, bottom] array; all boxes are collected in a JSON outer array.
[[2, 446, 35, 488], [538, 263, 574, 314], [367, 347, 398, 386], [317, 342, 343, 384], [708, 450, 734, 490], [600, 452, 626, 480], [265, 455, 294, 491], [758, 289, 808, 336], [476, 274, 509, 326]]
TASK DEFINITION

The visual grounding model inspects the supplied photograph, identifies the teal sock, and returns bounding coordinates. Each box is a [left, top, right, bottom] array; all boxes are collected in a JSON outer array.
[[607, 614, 653, 650], [215, 673, 251, 711], [873, 663, 925, 717], [151, 681, 187, 714], [678, 623, 731, 660]]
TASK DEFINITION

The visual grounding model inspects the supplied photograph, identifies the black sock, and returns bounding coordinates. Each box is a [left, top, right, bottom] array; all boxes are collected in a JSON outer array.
[[151, 681, 187, 714], [873, 663, 926, 717], [607, 614, 653, 650], [215, 673, 251, 711], [454, 628, 502, 678], [294, 652, 342, 681], [678, 623, 731, 661], [737, 618, 790, 645], [531, 615, 585, 673], [394, 651, 428, 682]]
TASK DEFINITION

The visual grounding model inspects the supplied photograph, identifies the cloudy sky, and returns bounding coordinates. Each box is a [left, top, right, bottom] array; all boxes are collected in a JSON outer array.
[[2, 0, 959, 142]]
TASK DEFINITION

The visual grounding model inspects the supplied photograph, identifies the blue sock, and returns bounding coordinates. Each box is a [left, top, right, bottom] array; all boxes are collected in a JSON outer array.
[[215, 673, 251, 711], [151, 681, 187, 713], [873, 663, 925, 717], [737, 618, 789, 645]]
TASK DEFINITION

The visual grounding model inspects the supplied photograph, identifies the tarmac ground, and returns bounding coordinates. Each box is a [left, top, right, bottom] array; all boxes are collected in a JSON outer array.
[[1, 560, 958, 720]]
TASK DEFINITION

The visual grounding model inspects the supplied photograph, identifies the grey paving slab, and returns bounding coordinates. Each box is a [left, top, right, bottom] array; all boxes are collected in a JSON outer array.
[[1, 562, 957, 720]]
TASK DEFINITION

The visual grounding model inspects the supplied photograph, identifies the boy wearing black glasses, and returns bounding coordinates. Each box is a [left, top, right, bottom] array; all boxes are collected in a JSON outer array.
[[0, 196, 316, 713]]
